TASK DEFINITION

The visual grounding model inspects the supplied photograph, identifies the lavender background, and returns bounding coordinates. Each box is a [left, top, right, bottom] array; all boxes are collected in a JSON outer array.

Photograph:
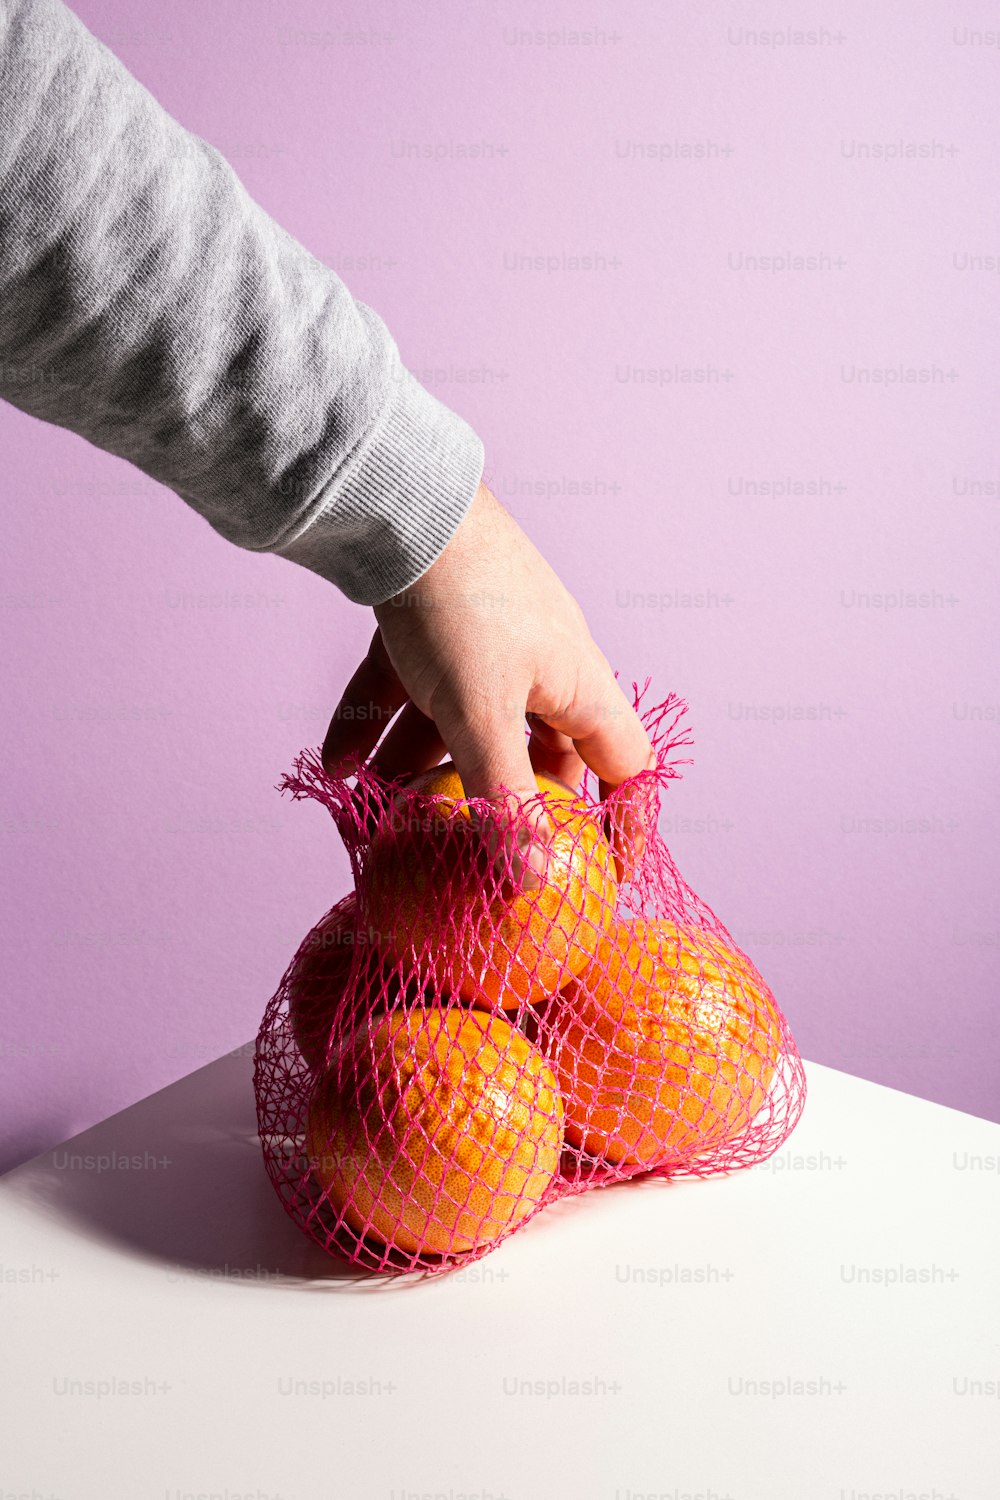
[[1, 0, 997, 1173]]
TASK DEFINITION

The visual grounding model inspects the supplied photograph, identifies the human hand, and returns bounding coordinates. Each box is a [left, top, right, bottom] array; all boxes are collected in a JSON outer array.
[[322, 481, 656, 884]]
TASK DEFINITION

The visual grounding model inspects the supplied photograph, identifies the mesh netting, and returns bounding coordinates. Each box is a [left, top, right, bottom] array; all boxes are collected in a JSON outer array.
[[254, 684, 807, 1275]]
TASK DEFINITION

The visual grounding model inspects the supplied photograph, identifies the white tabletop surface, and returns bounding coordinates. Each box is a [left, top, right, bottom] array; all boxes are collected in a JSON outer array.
[[2, 1046, 998, 1500]]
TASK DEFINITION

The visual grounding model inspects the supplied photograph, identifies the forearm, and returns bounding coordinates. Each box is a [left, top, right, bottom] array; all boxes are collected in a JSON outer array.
[[0, 0, 483, 604]]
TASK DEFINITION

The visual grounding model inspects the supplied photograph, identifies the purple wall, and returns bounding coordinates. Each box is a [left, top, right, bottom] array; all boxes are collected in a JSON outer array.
[[2, 0, 997, 1172]]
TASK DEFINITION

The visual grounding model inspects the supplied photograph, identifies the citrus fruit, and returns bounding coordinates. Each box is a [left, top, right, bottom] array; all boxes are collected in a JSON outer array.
[[305, 1006, 564, 1256], [360, 762, 618, 1011], [287, 895, 421, 1071], [540, 918, 782, 1168]]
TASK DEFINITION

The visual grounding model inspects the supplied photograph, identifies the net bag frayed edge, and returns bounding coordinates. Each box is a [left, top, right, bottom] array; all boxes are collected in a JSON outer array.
[[254, 683, 807, 1276]]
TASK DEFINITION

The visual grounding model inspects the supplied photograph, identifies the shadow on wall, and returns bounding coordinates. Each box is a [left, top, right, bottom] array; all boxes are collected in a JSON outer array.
[[1, 1118, 85, 1180]]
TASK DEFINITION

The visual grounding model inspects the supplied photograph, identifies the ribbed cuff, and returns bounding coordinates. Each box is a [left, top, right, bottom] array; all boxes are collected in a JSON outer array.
[[273, 363, 485, 607]]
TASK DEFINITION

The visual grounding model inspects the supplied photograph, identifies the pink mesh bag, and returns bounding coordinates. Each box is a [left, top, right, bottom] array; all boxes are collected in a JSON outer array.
[[254, 685, 806, 1275]]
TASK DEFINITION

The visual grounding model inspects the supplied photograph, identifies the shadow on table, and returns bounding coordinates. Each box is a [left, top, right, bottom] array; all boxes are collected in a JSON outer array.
[[6, 1042, 694, 1293], [4, 1046, 407, 1293]]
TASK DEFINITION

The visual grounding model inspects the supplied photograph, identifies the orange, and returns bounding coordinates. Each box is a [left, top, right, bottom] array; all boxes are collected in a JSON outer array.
[[306, 1007, 564, 1256], [540, 918, 782, 1168], [287, 896, 420, 1071], [286, 898, 358, 1071], [360, 762, 618, 1011]]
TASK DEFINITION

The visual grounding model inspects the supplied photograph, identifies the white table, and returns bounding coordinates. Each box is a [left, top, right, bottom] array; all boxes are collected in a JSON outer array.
[[2, 1047, 998, 1500]]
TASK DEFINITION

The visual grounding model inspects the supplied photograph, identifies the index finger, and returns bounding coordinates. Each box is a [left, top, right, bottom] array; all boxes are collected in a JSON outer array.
[[536, 661, 656, 880], [537, 660, 655, 791]]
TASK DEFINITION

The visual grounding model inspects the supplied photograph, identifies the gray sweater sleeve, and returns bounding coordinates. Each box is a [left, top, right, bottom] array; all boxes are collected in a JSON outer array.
[[0, 0, 484, 606]]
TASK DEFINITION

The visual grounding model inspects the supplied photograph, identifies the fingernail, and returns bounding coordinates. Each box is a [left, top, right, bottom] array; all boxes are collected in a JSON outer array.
[[489, 824, 535, 891], [473, 805, 550, 892], [514, 823, 549, 890]]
